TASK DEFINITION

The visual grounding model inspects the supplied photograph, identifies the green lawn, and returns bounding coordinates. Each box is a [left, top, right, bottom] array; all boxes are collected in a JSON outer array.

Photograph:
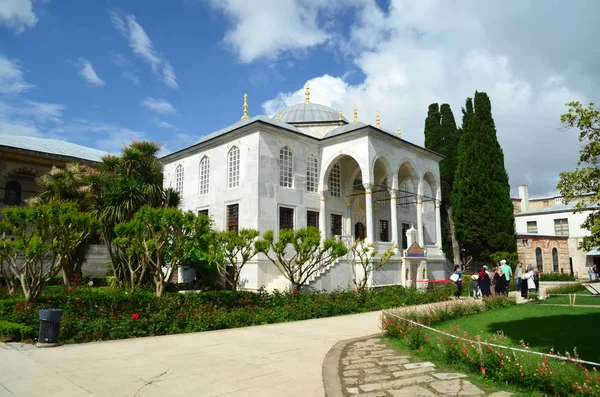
[[434, 304, 600, 362], [540, 294, 600, 306]]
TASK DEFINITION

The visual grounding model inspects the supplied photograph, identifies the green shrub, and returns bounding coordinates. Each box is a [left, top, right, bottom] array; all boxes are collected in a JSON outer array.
[[0, 284, 450, 344], [546, 283, 586, 295], [540, 273, 576, 282], [0, 320, 34, 341]]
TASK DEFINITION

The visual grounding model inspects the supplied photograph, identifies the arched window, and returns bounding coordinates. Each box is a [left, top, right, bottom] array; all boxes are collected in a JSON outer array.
[[228, 146, 240, 188], [174, 165, 184, 195], [306, 153, 318, 192], [552, 247, 559, 272], [279, 146, 293, 187], [536, 247, 544, 272], [199, 156, 210, 195], [329, 163, 341, 197], [4, 180, 21, 206]]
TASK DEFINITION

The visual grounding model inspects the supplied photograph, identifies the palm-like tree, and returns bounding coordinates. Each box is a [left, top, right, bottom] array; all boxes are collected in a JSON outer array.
[[90, 141, 180, 285]]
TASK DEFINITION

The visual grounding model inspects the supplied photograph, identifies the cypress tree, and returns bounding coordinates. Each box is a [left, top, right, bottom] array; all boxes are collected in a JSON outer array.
[[423, 103, 461, 263], [451, 92, 516, 264]]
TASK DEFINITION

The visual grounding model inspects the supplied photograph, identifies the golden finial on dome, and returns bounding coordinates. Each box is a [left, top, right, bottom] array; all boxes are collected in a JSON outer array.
[[397, 124, 401, 138], [276, 109, 280, 120], [353, 103, 358, 123], [375, 110, 381, 128], [241, 93, 249, 120], [304, 81, 310, 104], [338, 106, 343, 121]]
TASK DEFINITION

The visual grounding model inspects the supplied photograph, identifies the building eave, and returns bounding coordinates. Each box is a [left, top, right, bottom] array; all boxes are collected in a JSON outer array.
[[0, 146, 102, 165]]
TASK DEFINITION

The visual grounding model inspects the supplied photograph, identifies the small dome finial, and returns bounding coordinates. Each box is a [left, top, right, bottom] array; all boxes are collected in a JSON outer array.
[[338, 106, 343, 121], [276, 109, 280, 120], [304, 81, 310, 104], [241, 93, 249, 120], [397, 124, 401, 138], [375, 110, 381, 128], [353, 103, 358, 123]]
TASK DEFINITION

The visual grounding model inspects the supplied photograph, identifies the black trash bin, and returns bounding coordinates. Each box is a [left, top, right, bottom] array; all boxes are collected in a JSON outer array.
[[38, 309, 64, 346]]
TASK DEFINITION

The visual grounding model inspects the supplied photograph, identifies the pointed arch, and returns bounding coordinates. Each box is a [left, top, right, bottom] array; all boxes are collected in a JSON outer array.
[[228, 146, 240, 188], [306, 153, 318, 192], [199, 156, 210, 195], [279, 145, 293, 188]]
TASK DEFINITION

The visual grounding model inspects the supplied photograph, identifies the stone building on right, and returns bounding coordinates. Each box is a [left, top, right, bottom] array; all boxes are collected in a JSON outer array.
[[512, 185, 598, 279]]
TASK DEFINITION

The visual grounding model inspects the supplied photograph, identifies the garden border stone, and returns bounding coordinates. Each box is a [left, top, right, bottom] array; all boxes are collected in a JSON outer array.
[[322, 333, 381, 397]]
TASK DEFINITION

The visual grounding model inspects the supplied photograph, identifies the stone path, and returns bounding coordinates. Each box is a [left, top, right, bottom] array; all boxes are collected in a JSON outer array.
[[339, 337, 513, 397]]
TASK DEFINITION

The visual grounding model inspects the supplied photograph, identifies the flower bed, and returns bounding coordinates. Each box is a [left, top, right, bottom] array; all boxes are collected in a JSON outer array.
[[0, 284, 453, 343], [382, 296, 599, 396]]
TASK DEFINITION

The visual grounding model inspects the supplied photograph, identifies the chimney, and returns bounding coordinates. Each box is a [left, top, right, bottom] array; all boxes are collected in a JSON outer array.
[[518, 185, 529, 213]]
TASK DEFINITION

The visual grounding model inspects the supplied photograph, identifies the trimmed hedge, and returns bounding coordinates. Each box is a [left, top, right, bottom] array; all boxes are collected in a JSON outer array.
[[539, 273, 576, 282], [0, 320, 33, 342], [0, 285, 453, 343]]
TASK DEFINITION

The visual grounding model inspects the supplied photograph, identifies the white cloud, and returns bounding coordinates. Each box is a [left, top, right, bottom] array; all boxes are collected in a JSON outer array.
[[0, 0, 37, 34], [77, 59, 105, 87], [0, 55, 33, 94], [162, 61, 178, 88], [154, 119, 176, 129], [143, 97, 176, 114], [253, 0, 599, 197], [0, 120, 39, 136], [111, 12, 178, 88], [111, 53, 140, 86], [207, 0, 331, 63]]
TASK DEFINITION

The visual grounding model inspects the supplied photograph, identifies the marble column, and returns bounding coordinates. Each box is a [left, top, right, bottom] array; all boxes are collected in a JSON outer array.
[[389, 189, 399, 251], [435, 199, 442, 250], [364, 183, 374, 246], [345, 200, 352, 237], [416, 184, 424, 246], [319, 191, 327, 241]]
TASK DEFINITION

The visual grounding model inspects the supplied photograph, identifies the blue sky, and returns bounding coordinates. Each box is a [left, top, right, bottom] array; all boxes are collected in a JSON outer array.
[[0, 0, 598, 197]]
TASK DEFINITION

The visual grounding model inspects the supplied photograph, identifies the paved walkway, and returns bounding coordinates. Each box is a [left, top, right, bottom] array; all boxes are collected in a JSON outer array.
[[0, 311, 382, 397], [337, 338, 513, 397]]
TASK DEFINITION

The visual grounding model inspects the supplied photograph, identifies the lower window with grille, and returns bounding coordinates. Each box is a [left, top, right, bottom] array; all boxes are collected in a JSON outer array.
[[279, 207, 294, 230], [307, 210, 319, 228], [379, 220, 389, 242], [330, 214, 342, 237], [227, 204, 238, 233]]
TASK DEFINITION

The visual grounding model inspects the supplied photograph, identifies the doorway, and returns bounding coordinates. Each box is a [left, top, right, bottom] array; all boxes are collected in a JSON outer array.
[[354, 222, 365, 241]]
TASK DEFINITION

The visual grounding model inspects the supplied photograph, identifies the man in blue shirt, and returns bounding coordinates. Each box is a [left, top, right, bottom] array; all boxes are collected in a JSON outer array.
[[500, 259, 512, 295]]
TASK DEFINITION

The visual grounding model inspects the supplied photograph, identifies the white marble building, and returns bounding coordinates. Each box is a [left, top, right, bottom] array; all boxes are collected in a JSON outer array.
[[162, 89, 446, 291]]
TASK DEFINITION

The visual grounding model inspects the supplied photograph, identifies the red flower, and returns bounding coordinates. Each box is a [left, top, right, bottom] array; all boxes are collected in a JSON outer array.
[[132, 313, 140, 321], [191, 312, 196, 316], [81, 316, 86, 319], [292, 290, 297, 295], [67, 288, 73, 293]]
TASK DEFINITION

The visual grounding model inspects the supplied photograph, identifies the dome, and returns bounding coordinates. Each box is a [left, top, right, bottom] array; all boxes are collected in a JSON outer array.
[[278, 103, 348, 124]]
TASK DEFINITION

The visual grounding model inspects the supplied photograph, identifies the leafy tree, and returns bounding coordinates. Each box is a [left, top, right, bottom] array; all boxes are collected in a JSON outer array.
[[214, 229, 260, 293], [452, 92, 516, 264], [254, 227, 348, 293], [115, 206, 212, 297], [423, 103, 461, 263], [557, 101, 600, 250], [0, 203, 98, 302], [32, 163, 96, 285], [490, 251, 519, 267], [347, 241, 394, 292]]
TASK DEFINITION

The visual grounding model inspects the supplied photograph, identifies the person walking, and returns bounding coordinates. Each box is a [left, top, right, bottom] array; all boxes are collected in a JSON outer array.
[[451, 265, 463, 300], [494, 268, 507, 296], [479, 265, 492, 297], [471, 272, 481, 299], [515, 263, 524, 293], [594, 264, 599, 280], [589, 266, 594, 282], [520, 265, 529, 299], [500, 259, 512, 295], [524, 264, 536, 301]]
